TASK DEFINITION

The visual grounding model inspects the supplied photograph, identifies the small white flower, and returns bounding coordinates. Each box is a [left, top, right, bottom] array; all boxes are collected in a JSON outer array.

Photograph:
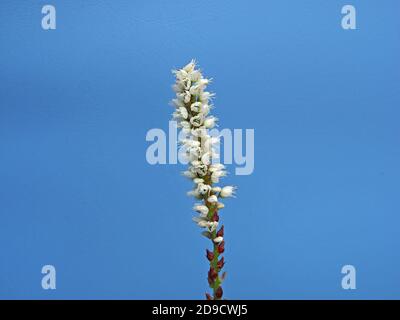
[[193, 204, 209, 216], [192, 163, 208, 176], [192, 216, 206, 223], [198, 78, 209, 87], [182, 171, 196, 179], [190, 102, 202, 112], [204, 116, 218, 129], [181, 139, 200, 148], [197, 183, 211, 195], [207, 221, 218, 232], [187, 190, 201, 198], [212, 187, 221, 193], [189, 84, 201, 96], [183, 60, 196, 73], [213, 236, 224, 244], [200, 91, 214, 102], [171, 98, 184, 108], [220, 186, 236, 198], [191, 127, 207, 137], [207, 195, 218, 203], [193, 178, 204, 184], [184, 91, 191, 103], [211, 170, 226, 183], [179, 107, 188, 119], [189, 70, 201, 82], [201, 104, 211, 115], [197, 220, 209, 228], [217, 202, 225, 209], [209, 163, 225, 172], [180, 121, 191, 129], [186, 146, 202, 161], [203, 136, 220, 151], [190, 114, 203, 127], [201, 152, 211, 166]]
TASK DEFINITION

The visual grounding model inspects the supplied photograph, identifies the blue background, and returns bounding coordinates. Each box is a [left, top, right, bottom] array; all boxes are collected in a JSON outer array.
[[1, 0, 399, 299]]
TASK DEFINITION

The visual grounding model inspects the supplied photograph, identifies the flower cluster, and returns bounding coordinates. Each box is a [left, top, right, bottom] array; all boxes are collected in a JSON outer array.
[[171, 60, 236, 300]]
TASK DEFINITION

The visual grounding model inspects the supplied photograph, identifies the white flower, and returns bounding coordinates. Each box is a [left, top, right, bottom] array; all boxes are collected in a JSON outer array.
[[190, 102, 202, 112], [186, 146, 202, 161], [209, 163, 225, 172], [184, 91, 191, 103], [207, 221, 218, 232], [211, 170, 226, 183], [203, 136, 220, 151], [171, 98, 184, 108], [213, 236, 224, 244], [201, 152, 211, 166], [212, 187, 221, 193], [194, 163, 208, 176], [193, 204, 209, 216], [193, 178, 204, 184], [197, 183, 211, 195], [217, 202, 225, 209], [171, 62, 236, 283], [220, 186, 236, 198], [179, 107, 188, 119], [187, 190, 201, 198], [189, 70, 201, 82], [179, 121, 191, 129], [182, 171, 196, 179], [204, 116, 217, 129], [183, 60, 196, 73], [192, 216, 206, 223], [181, 139, 200, 148], [191, 128, 207, 137], [200, 91, 214, 102], [201, 104, 211, 115], [197, 220, 210, 228], [190, 114, 204, 127]]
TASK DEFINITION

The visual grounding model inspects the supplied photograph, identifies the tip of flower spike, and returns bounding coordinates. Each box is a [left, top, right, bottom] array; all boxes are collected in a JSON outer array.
[[183, 59, 196, 72]]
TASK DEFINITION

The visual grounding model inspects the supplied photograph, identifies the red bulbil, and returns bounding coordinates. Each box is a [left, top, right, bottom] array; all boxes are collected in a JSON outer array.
[[208, 267, 218, 281], [215, 286, 223, 299], [206, 249, 214, 261], [217, 257, 225, 270], [217, 241, 225, 254], [205, 293, 212, 300], [216, 225, 224, 237]]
